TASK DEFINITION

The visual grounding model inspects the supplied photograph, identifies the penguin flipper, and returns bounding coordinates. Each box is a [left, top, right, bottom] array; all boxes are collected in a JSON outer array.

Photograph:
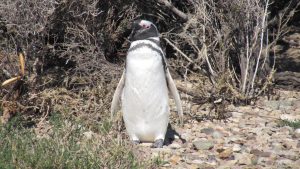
[[111, 70, 126, 120], [166, 69, 183, 125]]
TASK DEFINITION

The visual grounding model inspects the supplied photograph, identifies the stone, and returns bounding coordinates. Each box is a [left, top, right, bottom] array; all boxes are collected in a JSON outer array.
[[181, 132, 192, 141], [191, 159, 205, 164], [212, 131, 223, 139], [264, 100, 280, 110], [193, 140, 214, 150], [276, 159, 294, 168], [279, 100, 294, 110], [293, 128, 300, 138], [169, 155, 182, 165], [201, 127, 215, 135], [265, 121, 278, 128], [151, 152, 159, 158], [232, 144, 242, 152], [236, 153, 252, 165], [218, 148, 233, 159], [250, 149, 271, 157], [83, 131, 93, 139], [271, 142, 283, 151], [263, 100, 294, 110], [169, 143, 182, 149], [278, 151, 299, 161], [140, 143, 152, 147]]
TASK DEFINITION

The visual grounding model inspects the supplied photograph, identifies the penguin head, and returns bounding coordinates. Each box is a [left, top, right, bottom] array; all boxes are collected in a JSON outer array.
[[128, 20, 159, 41]]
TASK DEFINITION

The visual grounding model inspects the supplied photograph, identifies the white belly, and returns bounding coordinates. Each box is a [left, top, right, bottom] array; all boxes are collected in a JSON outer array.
[[122, 43, 169, 142]]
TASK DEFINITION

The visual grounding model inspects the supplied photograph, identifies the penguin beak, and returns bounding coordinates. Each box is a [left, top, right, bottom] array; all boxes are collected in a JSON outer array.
[[129, 20, 142, 41]]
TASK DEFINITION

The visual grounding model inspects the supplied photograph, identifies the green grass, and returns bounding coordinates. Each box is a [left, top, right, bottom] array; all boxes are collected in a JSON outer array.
[[278, 119, 300, 129], [0, 113, 155, 169]]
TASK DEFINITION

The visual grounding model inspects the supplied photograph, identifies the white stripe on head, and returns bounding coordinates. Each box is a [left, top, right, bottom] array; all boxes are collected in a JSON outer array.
[[139, 20, 158, 32]]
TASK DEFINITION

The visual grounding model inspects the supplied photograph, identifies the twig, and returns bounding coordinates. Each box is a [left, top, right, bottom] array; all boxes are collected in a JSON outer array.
[[164, 38, 196, 66], [157, 0, 188, 22], [250, 0, 269, 90]]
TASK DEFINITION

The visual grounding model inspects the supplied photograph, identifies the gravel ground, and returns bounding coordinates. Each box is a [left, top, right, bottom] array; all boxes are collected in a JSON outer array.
[[135, 89, 300, 169]]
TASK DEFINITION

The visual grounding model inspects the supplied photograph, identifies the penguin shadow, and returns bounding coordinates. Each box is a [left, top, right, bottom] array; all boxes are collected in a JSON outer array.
[[164, 123, 186, 146]]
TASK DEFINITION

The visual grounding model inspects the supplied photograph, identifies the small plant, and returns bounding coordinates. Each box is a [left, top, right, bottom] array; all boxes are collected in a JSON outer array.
[[278, 119, 300, 129]]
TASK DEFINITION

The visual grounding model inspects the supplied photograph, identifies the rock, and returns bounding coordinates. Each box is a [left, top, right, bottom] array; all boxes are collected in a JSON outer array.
[[297, 141, 300, 148], [278, 126, 293, 135], [278, 151, 299, 161], [140, 143, 152, 147], [169, 143, 182, 149], [169, 155, 182, 165], [293, 128, 300, 138], [218, 148, 233, 159], [151, 152, 159, 158], [250, 149, 271, 157], [279, 100, 294, 110], [83, 131, 93, 139], [281, 139, 297, 150], [224, 112, 233, 118], [264, 100, 280, 110], [201, 127, 214, 135], [271, 142, 283, 151], [236, 153, 253, 165], [231, 111, 242, 118], [265, 121, 278, 128], [276, 159, 294, 168], [232, 144, 242, 152], [193, 140, 214, 150], [181, 132, 192, 141], [264, 100, 294, 110], [231, 127, 240, 134], [190, 159, 205, 165], [212, 131, 223, 139]]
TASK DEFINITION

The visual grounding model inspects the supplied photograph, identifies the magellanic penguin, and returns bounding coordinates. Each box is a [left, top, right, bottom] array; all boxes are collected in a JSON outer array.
[[111, 19, 183, 148]]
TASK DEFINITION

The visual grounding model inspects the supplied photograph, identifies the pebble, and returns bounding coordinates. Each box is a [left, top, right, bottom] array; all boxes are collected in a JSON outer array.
[[250, 149, 271, 157], [235, 153, 253, 165], [169, 155, 182, 165], [83, 131, 93, 139], [212, 131, 223, 139], [170, 143, 182, 149], [218, 148, 233, 159], [201, 127, 214, 135], [232, 144, 242, 152], [193, 140, 214, 150], [143, 90, 300, 168], [293, 128, 300, 138]]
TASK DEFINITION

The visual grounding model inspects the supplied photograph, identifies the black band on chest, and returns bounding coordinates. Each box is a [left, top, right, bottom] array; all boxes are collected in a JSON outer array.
[[128, 42, 167, 70]]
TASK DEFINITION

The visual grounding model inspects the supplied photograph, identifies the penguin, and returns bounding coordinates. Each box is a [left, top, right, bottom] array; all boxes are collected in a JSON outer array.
[[111, 19, 183, 148]]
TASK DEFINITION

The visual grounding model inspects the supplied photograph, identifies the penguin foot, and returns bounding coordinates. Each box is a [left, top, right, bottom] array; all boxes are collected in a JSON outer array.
[[151, 139, 164, 148], [132, 140, 140, 145]]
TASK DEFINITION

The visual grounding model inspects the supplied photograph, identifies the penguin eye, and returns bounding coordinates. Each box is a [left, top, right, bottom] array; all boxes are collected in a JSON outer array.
[[141, 24, 150, 29]]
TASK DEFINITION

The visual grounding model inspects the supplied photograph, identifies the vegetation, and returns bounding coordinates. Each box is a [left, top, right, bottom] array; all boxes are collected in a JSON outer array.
[[278, 119, 300, 129], [0, 113, 155, 168], [0, 0, 299, 168]]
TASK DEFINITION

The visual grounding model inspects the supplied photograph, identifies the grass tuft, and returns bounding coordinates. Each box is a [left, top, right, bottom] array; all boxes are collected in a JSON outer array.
[[0, 113, 154, 168], [278, 119, 300, 129]]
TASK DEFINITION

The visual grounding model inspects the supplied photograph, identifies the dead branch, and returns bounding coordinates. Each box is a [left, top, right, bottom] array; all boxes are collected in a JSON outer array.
[[157, 0, 188, 22]]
